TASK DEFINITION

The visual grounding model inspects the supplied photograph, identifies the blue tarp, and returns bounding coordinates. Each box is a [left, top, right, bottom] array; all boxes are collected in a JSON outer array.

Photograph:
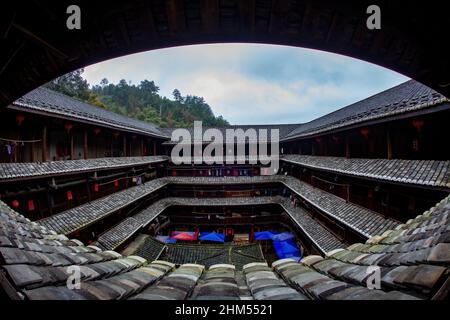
[[199, 232, 225, 243], [271, 232, 295, 242], [254, 231, 278, 240], [273, 240, 301, 261]]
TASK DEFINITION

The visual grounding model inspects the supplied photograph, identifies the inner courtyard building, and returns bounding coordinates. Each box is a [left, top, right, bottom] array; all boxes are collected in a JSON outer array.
[[0, 79, 449, 300]]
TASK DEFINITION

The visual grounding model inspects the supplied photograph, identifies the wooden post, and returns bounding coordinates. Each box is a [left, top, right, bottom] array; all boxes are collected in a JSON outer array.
[[298, 142, 302, 155], [140, 137, 144, 156], [123, 135, 127, 157], [69, 132, 74, 160], [387, 129, 393, 160], [42, 126, 48, 162], [311, 140, 316, 156], [345, 135, 350, 158], [31, 132, 35, 162], [84, 130, 89, 159], [153, 141, 157, 156]]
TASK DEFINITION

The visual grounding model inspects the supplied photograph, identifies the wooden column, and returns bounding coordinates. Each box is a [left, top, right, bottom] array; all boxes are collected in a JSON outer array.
[[345, 135, 350, 158], [31, 135, 35, 162], [140, 137, 144, 156], [298, 142, 302, 155], [387, 129, 393, 160], [311, 140, 316, 156], [153, 141, 157, 156], [123, 135, 127, 157], [42, 125, 48, 161], [84, 130, 89, 159]]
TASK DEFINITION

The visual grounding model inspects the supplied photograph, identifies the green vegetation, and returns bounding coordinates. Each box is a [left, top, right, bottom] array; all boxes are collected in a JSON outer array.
[[45, 69, 229, 128]]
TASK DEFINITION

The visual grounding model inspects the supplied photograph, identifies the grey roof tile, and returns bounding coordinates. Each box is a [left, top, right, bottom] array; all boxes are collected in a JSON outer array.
[[284, 80, 449, 140], [282, 155, 450, 189], [0, 156, 168, 181]]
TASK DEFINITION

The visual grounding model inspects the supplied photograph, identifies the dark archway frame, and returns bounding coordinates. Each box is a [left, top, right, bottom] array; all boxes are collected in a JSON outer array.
[[1, 0, 449, 107]]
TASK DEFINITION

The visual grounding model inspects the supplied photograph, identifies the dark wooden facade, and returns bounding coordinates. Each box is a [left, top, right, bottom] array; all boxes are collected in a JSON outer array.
[[0, 109, 164, 163], [281, 108, 450, 161]]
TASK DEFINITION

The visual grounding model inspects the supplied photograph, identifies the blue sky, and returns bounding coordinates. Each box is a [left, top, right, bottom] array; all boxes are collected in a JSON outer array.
[[83, 43, 409, 125]]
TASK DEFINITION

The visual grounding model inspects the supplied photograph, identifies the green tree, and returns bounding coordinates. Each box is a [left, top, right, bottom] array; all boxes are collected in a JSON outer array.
[[47, 72, 230, 128], [45, 68, 90, 101]]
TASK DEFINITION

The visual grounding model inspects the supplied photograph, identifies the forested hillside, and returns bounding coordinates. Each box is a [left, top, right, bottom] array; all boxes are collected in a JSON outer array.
[[44, 69, 229, 128]]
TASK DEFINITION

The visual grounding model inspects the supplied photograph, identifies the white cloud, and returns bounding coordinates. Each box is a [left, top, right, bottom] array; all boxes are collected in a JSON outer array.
[[83, 43, 410, 125]]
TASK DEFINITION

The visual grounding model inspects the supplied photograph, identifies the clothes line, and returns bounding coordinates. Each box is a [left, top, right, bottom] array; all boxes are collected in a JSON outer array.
[[0, 137, 42, 143]]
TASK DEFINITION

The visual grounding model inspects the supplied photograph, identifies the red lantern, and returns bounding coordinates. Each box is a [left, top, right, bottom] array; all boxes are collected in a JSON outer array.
[[412, 119, 424, 132], [171, 170, 177, 177], [94, 183, 99, 192], [11, 200, 19, 208], [15, 115, 25, 126], [64, 123, 73, 133], [93, 128, 101, 135], [66, 190, 73, 201], [28, 200, 35, 211], [360, 128, 370, 139], [226, 228, 234, 236], [114, 180, 119, 188]]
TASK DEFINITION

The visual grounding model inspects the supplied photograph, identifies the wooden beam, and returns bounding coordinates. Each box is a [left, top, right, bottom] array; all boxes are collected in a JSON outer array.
[[12, 22, 68, 59], [200, 0, 219, 34], [166, 0, 186, 35]]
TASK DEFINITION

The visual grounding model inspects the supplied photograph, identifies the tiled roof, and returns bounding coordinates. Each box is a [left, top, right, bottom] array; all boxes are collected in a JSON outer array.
[[9, 80, 449, 147], [284, 80, 449, 140], [11, 87, 169, 139], [168, 176, 400, 238], [94, 196, 344, 254], [281, 155, 450, 190], [159, 242, 265, 270], [280, 176, 400, 238], [162, 124, 300, 144], [38, 179, 169, 235], [0, 195, 449, 300], [0, 156, 169, 181], [130, 236, 166, 262]]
